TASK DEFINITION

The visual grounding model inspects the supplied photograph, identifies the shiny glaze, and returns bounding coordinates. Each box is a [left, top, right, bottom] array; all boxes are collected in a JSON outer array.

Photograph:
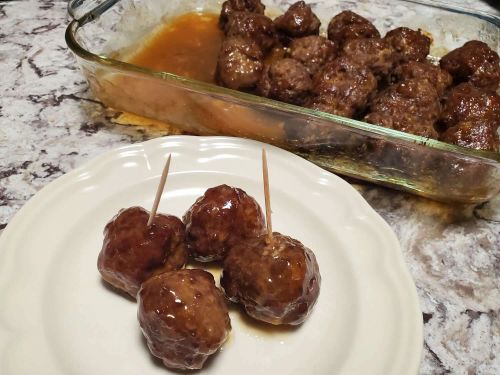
[[327, 10, 380, 48], [224, 12, 278, 53], [97, 206, 187, 298], [308, 56, 377, 118], [440, 120, 499, 152], [439, 83, 500, 130], [365, 78, 440, 138], [392, 61, 452, 96], [257, 58, 313, 105], [289, 35, 338, 76], [219, 0, 266, 29], [274, 1, 321, 39], [440, 40, 500, 92], [138, 269, 231, 370], [384, 27, 431, 64], [221, 232, 321, 325], [183, 184, 266, 262], [216, 35, 264, 90], [342, 37, 395, 78]]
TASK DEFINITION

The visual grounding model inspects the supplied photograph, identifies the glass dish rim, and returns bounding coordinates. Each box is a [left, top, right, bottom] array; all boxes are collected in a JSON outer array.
[[64, 0, 500, 163]]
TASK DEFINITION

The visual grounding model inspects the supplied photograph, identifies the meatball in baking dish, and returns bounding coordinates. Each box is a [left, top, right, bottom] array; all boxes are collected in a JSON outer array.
[[341, 37, 395, 79], [440, 120, 499, 152], [307, 57, 377, 118], [216, 36, 264, 90], [289, 35, 338, 77], [384, 27, 431, 64], [219, 0, 266, 29], [274, 1, 321, 41], [257, 58, 313, 105], [439, 83, 500, 130], [392, 61, 452, 96], [224, 11, 278, 52], [440, 40, 500, 92], [327, 10, 380, 48], [364, 78, 441, 138]]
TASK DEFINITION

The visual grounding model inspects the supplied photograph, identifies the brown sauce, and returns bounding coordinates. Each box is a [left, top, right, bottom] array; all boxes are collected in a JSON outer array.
[[129, 12, 223, 83]]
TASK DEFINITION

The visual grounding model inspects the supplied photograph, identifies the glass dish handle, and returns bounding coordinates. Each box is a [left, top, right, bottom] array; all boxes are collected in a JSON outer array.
[[67, 0, 120, 24]]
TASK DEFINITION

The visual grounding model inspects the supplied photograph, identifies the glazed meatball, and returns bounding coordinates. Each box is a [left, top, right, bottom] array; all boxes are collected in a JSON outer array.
[[274, 1, 321, 39], [342, 37, 395, 78], [183, 184, 266, 262], [289, 35, 338, 76], [97, 207, 187, 298], [365, 78, 440, 138], [440, 40, 500, 92], [384, 27, 430, 63], [219, 0, 265, 29], [306, 93, 356, 118], [327, 11, 380, 48], [225, 12, 278, 52], [216, 36, 264, 90], [258, 58, 313, 105], [364, 111, 438, 138], [307, 57, 377, 118], [138, 269, 231, 370], [221, 232, 321, 325], [392, 61, 452, 95], [439, 83, 500, 130], [440, 120, 499, 152]]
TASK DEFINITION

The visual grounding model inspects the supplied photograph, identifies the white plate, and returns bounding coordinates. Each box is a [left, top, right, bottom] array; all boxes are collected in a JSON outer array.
[[0, 136, 422, 375]]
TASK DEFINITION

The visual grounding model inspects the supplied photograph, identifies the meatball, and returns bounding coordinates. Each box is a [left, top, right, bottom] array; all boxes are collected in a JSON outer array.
[[342, 37, 395, 78], [327, 11, 380, 48], [289, 35, 338, 76], [365, 78, 440, 138], [216, 36, 264, 90], [219, 0, 265, 29], [221, 232, 321, 325], [439, 83, 500, 130], [307, 57, 377, 118], [183, 184, 266, 262], [440, 40, 500, 92], [274, 1, 321, 39], [364, 111, 438, 138], [384, 27, 431, 63], [225, 12, 278, 52], [97, 207, 187, 298], [306, 93, 354, 118], [138, 269, 231, 370], [392, 61, 452, 95], [257, 58, 313, 105], [439, 120, 499, 152]]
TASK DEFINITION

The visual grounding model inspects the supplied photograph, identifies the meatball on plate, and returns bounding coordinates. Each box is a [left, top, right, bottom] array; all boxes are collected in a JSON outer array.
[[138, 269, 231, 370], [97, 206, 187, 298], [222, 232, 321, 325], [183, 184, 266, 261], [0, 136, 422, 375]]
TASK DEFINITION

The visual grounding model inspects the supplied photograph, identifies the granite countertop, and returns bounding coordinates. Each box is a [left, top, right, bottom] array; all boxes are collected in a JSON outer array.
[[0, 1, 498, 374]]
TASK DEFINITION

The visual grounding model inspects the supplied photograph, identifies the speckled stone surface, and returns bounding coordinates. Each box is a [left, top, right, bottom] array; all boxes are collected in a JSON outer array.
[[0, 1, 498, 374]]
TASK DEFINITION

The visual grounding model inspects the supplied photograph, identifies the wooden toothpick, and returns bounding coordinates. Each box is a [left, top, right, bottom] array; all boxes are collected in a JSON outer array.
[[262, 149, 273, 244], [147, 154, 172, 227]]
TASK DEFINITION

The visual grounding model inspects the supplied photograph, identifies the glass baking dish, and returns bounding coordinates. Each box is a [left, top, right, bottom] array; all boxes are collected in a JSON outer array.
[[65, 0, 500, 203]]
